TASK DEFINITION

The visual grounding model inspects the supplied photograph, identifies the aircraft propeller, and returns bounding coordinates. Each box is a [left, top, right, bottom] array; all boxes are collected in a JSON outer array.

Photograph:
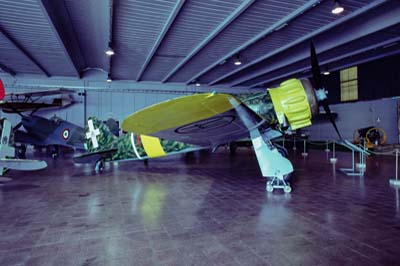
[[310, 41, 342, 140], [13, 121, 23, 131]]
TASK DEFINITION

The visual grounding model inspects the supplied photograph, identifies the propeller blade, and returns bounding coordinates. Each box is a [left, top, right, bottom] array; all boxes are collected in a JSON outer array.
[[13, 122, 22, 131], [310, 40, 342, 140], [321, 99, 342, 140], [310, 41, 322, 89]]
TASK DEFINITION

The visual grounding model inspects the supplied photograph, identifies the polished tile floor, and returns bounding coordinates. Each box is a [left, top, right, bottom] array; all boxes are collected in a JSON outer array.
[[0, 147, 400, 266]]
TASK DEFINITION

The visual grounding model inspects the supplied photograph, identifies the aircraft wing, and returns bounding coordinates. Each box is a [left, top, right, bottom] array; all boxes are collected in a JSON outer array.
[[0, 158, 47, 170], [6, 88, 74, 98], [14, 130, 44, 146], [122, 93, 264, 147]]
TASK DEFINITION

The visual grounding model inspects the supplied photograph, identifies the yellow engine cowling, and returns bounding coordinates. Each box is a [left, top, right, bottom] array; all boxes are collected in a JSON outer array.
[[268, 78, 319, 130]]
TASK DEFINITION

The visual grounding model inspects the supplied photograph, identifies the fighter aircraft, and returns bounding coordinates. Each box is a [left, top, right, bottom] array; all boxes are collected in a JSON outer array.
[[0, 79, 86, 158], [13, 115, 86, 158], [74, 42, 342, 193]]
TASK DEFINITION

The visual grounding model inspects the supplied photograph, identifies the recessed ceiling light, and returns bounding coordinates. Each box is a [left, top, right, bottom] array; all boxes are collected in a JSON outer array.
[[105, 47, 114, 56], [322, 70, 330, 75], [331, 0, 344, 14], [234, 54, 242, 66]]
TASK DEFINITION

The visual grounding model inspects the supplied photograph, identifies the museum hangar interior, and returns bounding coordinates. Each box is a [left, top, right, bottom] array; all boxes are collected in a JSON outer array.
[[1, 0, 400, 265]]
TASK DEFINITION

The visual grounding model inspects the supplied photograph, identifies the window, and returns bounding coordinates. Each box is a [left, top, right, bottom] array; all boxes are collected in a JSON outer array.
[[340, 66, 358, 102]]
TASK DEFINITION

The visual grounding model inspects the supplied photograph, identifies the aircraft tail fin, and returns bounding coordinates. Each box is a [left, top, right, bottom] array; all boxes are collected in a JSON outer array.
[[0, 79, 5, 101], [84, 116, 119, 152]]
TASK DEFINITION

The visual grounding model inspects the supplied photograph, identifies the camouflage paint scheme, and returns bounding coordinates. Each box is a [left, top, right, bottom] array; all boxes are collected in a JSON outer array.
[[84, 116, 194, 162], [235, 91, 278, 125]]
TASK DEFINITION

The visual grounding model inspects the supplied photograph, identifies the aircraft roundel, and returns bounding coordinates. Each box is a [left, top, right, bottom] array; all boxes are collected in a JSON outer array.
[[62, 128, 70, 140]]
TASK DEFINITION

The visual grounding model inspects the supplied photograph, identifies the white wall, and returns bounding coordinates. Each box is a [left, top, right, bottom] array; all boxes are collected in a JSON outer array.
[[304, 97, 399, 144]]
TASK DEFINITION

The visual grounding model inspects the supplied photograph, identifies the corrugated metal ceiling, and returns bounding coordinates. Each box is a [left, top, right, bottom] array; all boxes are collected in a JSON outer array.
[[0, 0, 399, 90]]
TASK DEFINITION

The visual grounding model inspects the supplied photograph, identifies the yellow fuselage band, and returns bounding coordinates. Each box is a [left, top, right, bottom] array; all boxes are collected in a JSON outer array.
[[141, 135, 166, 158]]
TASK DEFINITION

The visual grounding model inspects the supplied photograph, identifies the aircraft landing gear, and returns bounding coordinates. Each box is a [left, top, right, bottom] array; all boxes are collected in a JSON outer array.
[[47, 145, 59, 158], [229, 142, 237, 155], [95, 159, 105, 173], [16, 144, 27, 159], [266, 174, 292, 193]]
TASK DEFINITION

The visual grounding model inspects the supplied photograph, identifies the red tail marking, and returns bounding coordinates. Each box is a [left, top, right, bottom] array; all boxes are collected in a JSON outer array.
[[0, 79, 5, 100]]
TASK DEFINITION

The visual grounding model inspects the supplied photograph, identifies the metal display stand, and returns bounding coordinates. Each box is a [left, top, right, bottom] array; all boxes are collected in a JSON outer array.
[[339, 140, 369, 176]]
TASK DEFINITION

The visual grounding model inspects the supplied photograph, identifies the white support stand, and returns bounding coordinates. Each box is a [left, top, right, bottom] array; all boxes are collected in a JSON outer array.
[[330, 141, 337, 164], [339, 141, 367, 176], [301, 139, 308, 157], [292, 138, 296, 151], [282, 138, 285, 149], [389, 149, 400, 187], [356, 140, 367, 170]]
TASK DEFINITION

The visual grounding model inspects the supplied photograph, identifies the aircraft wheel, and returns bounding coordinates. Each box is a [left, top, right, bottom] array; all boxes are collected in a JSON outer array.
[[229, 142, 237, 155], [284, 186, 292, 193], [95, 159, 105, 173], [266, 184, 274, 192], [16, 145, 27, 159]]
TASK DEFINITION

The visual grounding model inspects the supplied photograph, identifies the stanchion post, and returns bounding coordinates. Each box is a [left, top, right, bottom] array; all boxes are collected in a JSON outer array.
[[390, 149, 400, 186], [302, 139, 308, 157], [325, 140, 330, 152], [330, 141, 337, 164]]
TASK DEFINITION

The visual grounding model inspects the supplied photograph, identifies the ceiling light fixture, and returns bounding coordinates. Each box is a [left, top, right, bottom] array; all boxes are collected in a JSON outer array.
[[234, 54, 242, 66], [106, 74, 112, 82], [195, 80, 201, 87], [322, 70, 330, 75], [331, 0, 344, 15], [105, 42, 115, 56]]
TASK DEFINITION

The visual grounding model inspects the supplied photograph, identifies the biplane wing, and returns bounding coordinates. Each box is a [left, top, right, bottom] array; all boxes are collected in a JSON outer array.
[[0, 79, 76, 114]]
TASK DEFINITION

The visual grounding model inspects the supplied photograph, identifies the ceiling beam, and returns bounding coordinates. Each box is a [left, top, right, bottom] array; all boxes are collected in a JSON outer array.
[[184, 0, 320, 85], [0, 62, 16, 76], [0, 28, 50, 77], [162, 0, 256, 83], [39, 0, 86, 78], [209, 0, 388, 86], [250, 36, 400, 88], [229, 0, 400, 87], [319, 50, 400, 77], [136, 0, 186, 81]]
